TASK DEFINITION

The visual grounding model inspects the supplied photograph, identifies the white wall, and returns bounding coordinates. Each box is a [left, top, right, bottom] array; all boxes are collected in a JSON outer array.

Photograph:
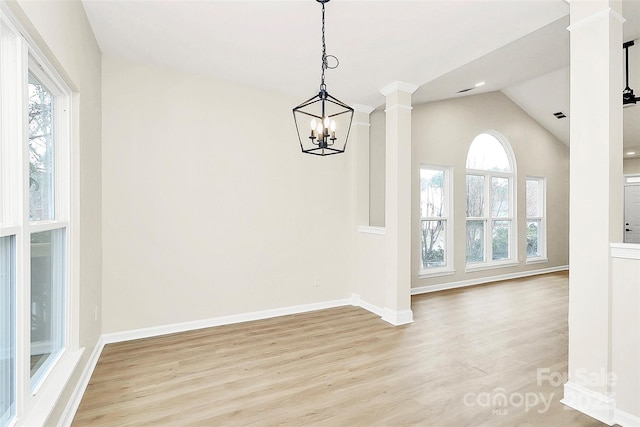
[[353, 230, 385, 310], [371, 91, 570, 289], [102, 56, 353, 333], [610, 247, 640, 420], [9, 0, 103, 423]]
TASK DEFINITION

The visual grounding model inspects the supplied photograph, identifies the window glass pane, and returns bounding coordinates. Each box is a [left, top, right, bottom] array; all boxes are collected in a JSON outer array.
[[492, 177, 509, 218], [492, 220, 510, 260], [0, 237, 15, 426], [420, 169, 444, 218], [466, 133, 511, 172], [466, 220, 484, 263], [527, 220, 541, 257], [526, 179, 539, 217], [466, 175, 484, 217], [30, 229, 65, 387], [29, 73, 55, 221], [421, 220, 446, 269]]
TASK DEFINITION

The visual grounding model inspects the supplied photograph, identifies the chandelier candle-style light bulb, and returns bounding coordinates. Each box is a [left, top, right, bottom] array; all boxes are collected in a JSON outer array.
[[292, 0, 353, 156], [310, 119, 317, 139]]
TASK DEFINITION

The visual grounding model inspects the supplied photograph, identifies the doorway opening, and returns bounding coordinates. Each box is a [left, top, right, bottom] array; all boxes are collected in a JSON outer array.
[[624, 175, 640, 244]]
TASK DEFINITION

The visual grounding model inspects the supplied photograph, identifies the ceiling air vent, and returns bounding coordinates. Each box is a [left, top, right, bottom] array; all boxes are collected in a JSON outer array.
[[553, 111, 567, 119]]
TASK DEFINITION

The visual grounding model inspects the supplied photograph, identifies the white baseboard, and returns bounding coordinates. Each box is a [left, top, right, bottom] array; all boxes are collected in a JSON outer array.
[[57, 338, 105, 427], [561, 381, 615, 425], [351, 293, 415, 326], [102, 298, 352, 344], [615, 408, 640, 427], [381, 308, 414, 326], [350, 293, 386, 318], [562, 382, 640, 426], [411, 265, 569, 295]]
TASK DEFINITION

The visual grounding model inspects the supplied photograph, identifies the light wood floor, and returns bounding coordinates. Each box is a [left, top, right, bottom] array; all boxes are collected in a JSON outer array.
[[73, 272, 606, 426]]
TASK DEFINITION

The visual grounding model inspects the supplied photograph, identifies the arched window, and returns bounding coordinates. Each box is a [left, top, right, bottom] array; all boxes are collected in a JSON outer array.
[[465, 133, 516, 267]]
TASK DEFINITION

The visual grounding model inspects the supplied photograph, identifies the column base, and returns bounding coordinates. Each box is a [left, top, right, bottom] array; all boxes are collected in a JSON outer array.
[[381, 308, 414, 326], [561, 381, 615, 425]]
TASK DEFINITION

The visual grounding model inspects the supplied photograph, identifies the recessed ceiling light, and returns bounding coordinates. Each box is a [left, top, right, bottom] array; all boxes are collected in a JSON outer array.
[[627, 151, 636, 155], [457, 81, 486, 94]]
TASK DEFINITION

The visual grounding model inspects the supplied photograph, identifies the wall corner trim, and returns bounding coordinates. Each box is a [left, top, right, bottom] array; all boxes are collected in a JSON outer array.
[[561, 382, 616, 426]]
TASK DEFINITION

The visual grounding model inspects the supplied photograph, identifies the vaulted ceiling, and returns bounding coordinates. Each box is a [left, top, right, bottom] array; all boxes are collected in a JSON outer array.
[[82, 0, 640, 157]]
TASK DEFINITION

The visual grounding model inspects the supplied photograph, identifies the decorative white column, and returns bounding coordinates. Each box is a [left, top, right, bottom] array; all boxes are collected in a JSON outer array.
[[380, 81, 417, 326], [562, 0, 624, 424]]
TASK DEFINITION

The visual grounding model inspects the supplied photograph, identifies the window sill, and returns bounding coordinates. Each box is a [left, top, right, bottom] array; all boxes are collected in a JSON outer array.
[[465, 260, 519, 273], [526, 257, 548, 265], [418, 269, 456, 279], [22, 348, 84, 426]]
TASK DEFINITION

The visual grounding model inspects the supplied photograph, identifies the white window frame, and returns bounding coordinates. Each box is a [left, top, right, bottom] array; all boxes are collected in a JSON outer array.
[[465, 132, 518, 272], [0, 6, 81, 426], [525, 177, 547, 264], [0, 236, 16, 427], [418, 165, 454, 278]]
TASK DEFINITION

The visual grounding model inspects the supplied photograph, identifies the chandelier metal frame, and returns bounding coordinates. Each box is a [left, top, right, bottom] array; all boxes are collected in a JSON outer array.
[[292, 0, 353, 156]]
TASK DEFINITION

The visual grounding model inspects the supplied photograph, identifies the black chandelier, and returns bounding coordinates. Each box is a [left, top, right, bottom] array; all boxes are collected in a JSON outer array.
[[623, 40, 640, 107], [292, 0, 353, 156]]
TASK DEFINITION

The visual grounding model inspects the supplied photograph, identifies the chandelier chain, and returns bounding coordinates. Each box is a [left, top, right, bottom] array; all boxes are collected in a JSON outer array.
[[321, 1, 326, 91]]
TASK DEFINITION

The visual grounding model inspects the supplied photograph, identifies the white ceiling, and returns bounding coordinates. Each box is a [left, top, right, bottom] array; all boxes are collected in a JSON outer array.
[[81, 0, 640, 155], [500, 0, 640, 156]]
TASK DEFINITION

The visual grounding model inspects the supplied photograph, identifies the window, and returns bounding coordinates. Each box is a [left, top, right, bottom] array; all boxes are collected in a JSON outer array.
[[0, 237, 15, 426], [29, 72, 56, 222], [0, 9, 75, 426], [465, 133, 517, 269], [27, 66, 69, 390], [419, 166, 453, 276], [526, 177, 546, 262]]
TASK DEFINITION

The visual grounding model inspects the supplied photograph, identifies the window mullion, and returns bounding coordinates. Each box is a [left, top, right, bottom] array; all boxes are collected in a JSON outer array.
[[485, 173, 492, 262], [28, 221, 68, 234], [14, 31, 31, 421]]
